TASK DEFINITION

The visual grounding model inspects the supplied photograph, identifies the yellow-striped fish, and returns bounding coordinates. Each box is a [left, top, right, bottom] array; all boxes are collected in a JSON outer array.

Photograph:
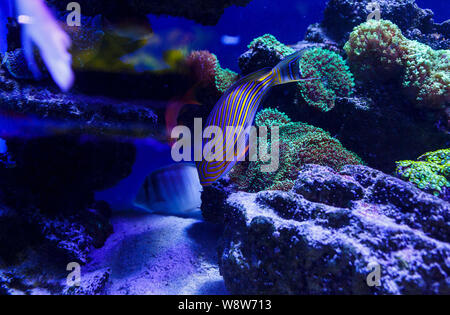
[[197, 50, 314, 186]]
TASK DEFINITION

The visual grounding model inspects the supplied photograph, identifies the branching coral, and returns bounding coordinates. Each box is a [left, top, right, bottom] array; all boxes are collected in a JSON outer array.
[[298, 47, 355, 112], [186, 50, 237, 93], [396, 148, 450, 200], [344, 19, 450, 109], [229, 108, 364, 192]]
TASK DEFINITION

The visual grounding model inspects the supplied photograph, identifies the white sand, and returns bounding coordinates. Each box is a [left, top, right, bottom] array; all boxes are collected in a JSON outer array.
[[82, 211, 228, 295]]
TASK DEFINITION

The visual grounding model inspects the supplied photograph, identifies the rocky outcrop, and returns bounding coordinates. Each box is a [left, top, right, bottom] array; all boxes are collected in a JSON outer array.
[[201, 164, 450, 294], [0, 67, 154, 272], [307, 0, 449, 49], [0, 69, 158, 136]]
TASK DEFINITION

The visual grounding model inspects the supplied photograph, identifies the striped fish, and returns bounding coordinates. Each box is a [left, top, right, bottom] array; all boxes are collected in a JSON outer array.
[[134, 163, 202, 215], [197, 49, 313, 186]]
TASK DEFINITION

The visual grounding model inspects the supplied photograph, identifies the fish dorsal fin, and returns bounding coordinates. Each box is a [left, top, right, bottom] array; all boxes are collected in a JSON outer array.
[[273, 49, 311, 84], [227, 67, 273, 90]]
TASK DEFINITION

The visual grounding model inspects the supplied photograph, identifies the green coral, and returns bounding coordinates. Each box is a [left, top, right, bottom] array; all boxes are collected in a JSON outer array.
[[396, 148, 450, 199], [344, 19, 450, 109], [230, 108, 364, 192], [254, 107, 291, 127], [298, 47, 355, 112], [248, 34, 295, 58], [214, 64, 238, 94], [247, 34, 355, 112], [402, 42, 450, 109]]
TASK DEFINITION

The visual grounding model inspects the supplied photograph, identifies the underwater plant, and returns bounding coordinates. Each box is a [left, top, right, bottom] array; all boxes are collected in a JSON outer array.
[[186, 50, 237, 93], [229, 108, 364, 192], [298, 47, 355, 112], [344, 19, 450, 109], [396, 148, 450, 201], [0, 0, 74, 91]]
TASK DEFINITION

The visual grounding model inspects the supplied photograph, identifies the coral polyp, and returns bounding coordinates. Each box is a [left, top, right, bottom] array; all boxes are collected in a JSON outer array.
[[298, 47, 355, 112], [396, 148, 450, 200], [229, 108, 364, 192], [344, 19, 450, 110], [186, 50, 238, 93]]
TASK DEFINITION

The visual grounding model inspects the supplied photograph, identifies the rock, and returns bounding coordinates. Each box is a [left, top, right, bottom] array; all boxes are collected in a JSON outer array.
[[210, 164, 450, 294], [308, 0, 449, 49], [0, 200, 113, 265], [293, 164, 364, 208], [46, 0, 253, 26], [0, 69, 158, 135], [64, 269, 111, 295], [201, 176, 237, 224]]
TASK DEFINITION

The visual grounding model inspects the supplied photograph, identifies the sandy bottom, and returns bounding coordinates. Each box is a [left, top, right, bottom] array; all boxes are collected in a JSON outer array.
[[82, 211, 228, 295]]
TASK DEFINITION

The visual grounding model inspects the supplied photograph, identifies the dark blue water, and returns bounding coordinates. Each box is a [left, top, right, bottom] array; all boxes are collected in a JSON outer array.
[[147, 0, 448, 71]]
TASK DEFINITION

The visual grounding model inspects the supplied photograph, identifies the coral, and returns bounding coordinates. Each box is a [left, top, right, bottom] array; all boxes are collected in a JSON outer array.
[[239, 34, 295, 75], [254, 107, 291, 128], [402, 42, 450, 109], [310, 0, 448, 50], [185, 50, 217, 87], [248, 34, 295, 58], [344, 19, 409, 80], [241, 35, 355, 112], [229, 109, 363, 192], [186, 50, 237, 94], [298, 47, 355, 112], [396, 148, 450, 201], [344, 19, 450, 109], [214, 65, 238, 94], [202, 164, 450, 294]]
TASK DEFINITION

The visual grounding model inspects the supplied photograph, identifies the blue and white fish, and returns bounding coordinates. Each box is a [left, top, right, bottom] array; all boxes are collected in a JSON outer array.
[[196, 49, 314, 186], [95, 139, 202, 217]]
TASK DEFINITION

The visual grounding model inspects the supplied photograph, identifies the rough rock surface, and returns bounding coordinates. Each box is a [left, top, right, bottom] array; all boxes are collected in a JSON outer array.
[[307, 0, 450, 49], [201, 164, 450, 294], [46, 0, 253, 25], [0, 69, 158, 136]]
